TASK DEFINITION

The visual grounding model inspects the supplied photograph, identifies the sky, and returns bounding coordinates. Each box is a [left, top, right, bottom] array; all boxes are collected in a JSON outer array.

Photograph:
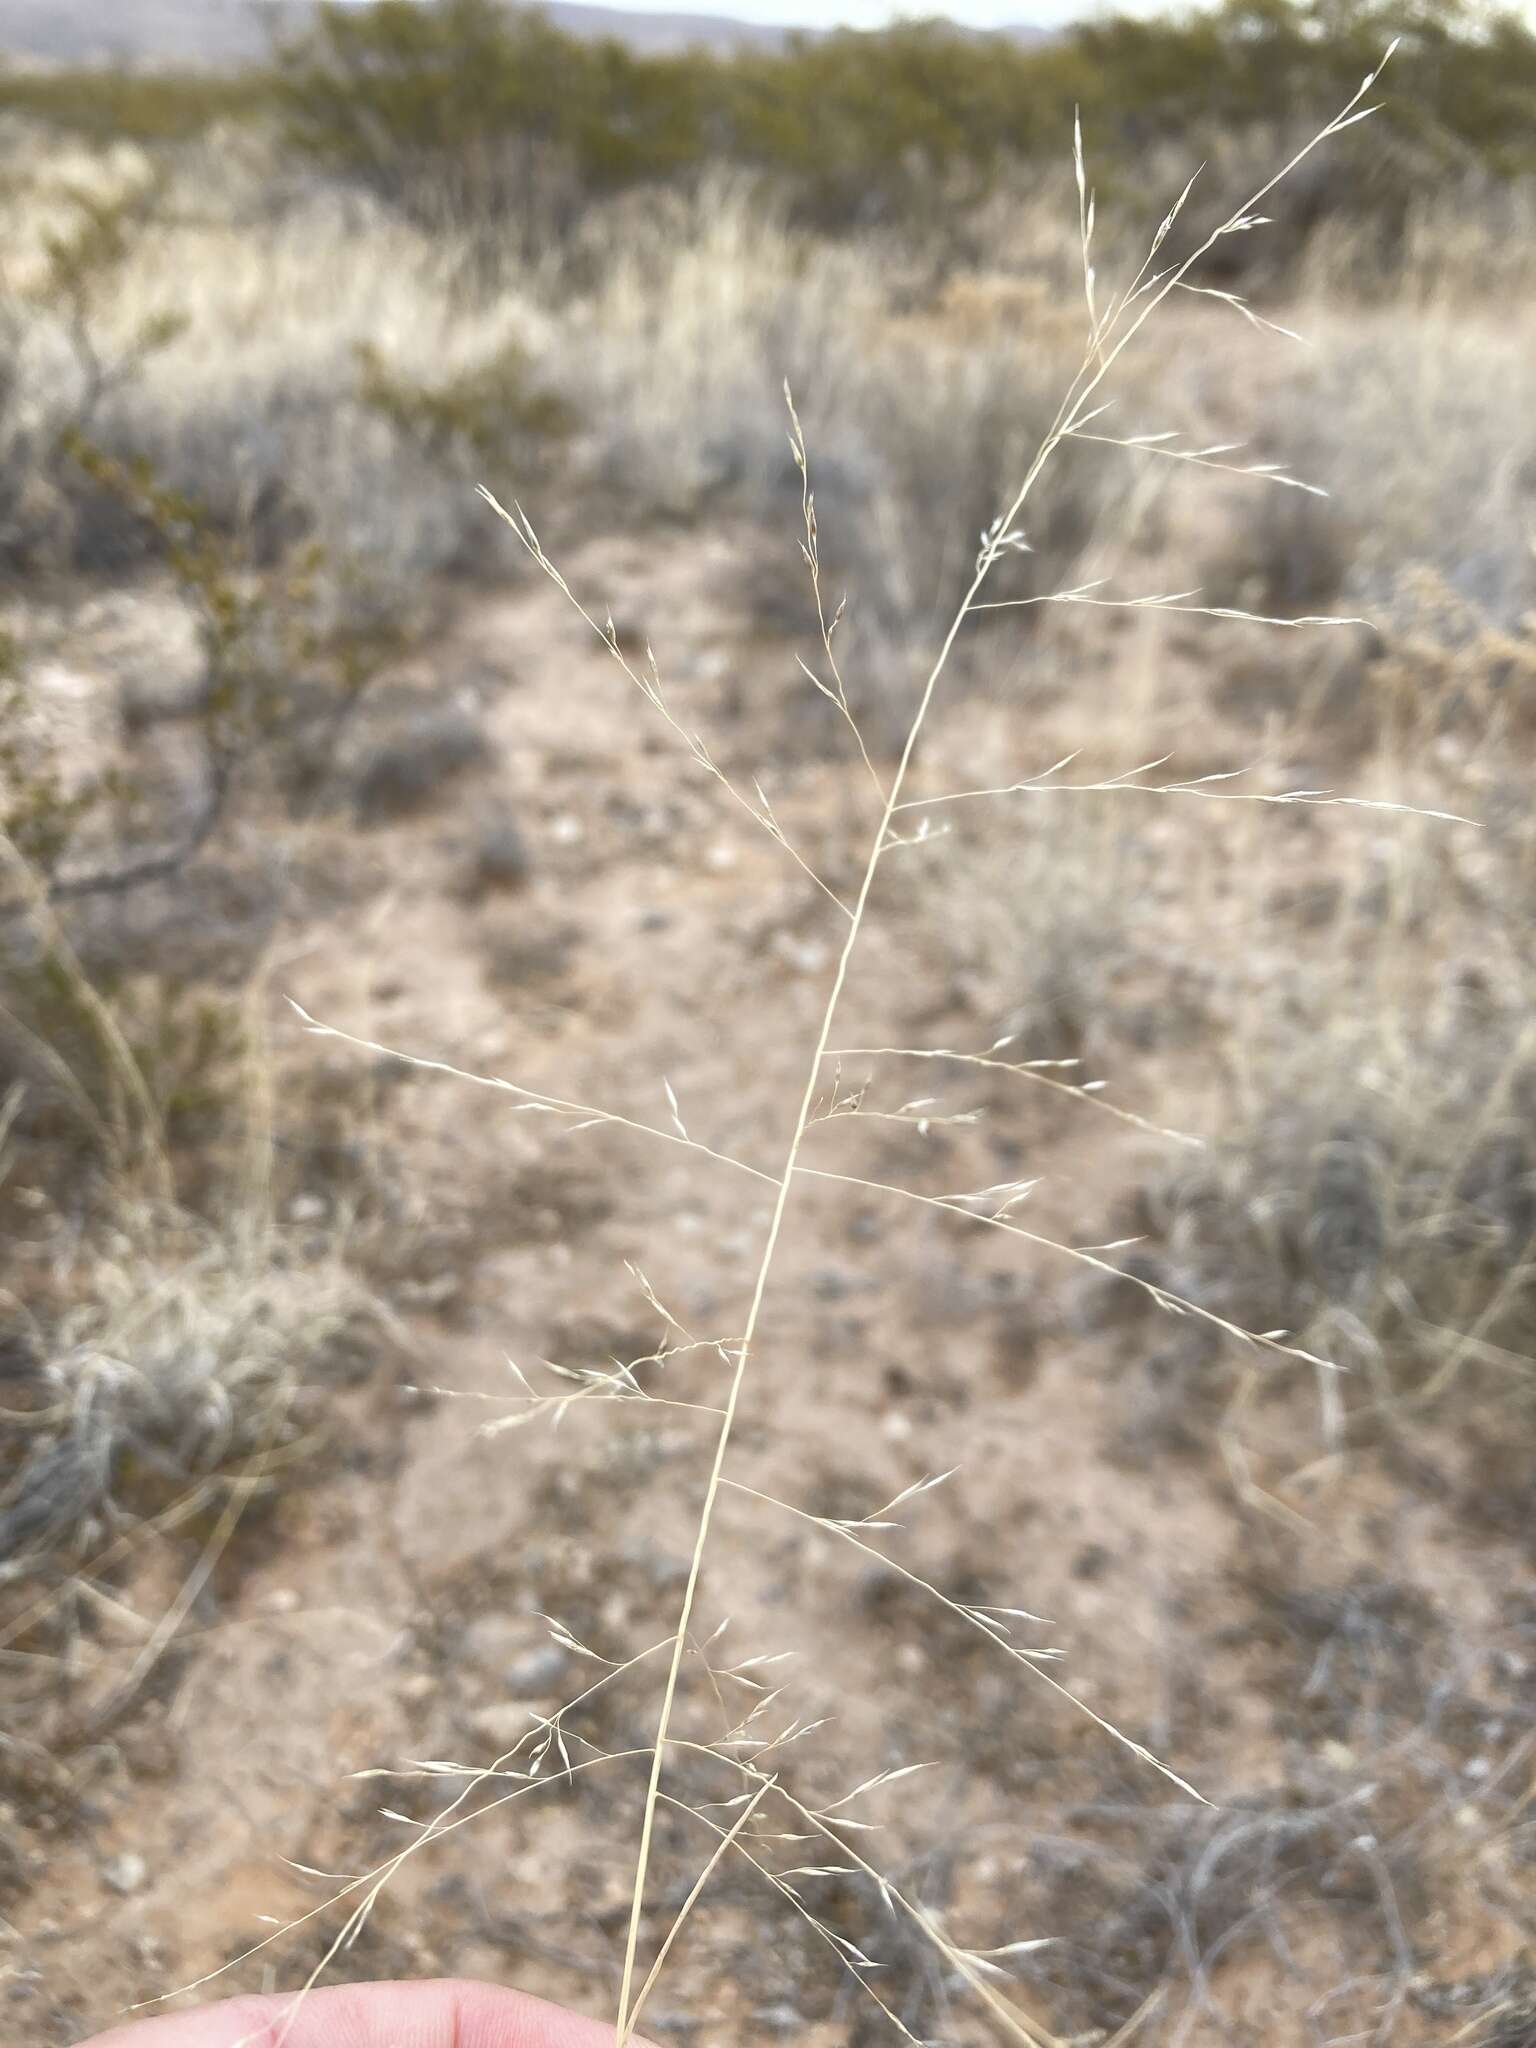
[[549, 0, 1536, 23], [602, 1, 1093, 17]]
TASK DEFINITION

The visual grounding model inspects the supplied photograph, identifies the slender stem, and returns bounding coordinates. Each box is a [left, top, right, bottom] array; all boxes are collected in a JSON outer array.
[[615, 509, 1025, 2043], [612, 63, 1399, 2034], [625, 1775, 776, 2036]]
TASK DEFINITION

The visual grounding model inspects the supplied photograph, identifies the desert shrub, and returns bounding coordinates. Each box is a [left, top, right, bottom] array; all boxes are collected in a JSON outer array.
[[725, 22, 1061, 233], [0, 165, 186, 574], [1, 149, 562, 582], [274, 0, 709, 237], [0, 630, 122, 879], [76, 187, 557, 580], [0, 70, 263, 146], [1066, 0, 1536, 181], [0, 944, 245, 1173], [34, 440, 406, 860], [355, 336, 574, 490], [270, 0, 1536, 250], [5, 1, 1534, 266]]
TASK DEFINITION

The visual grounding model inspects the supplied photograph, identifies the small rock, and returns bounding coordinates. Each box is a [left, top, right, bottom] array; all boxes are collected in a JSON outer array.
[[1072, 1543, 1113, 1583], [504, 1646, 569, 1697], [773, 934, 829, 974], [622, 1543, 688, 1593], [398, 1273, 459, 1309], [753, 2004, 802, 2034], [469, 817, 532, 894], [102, 1852, 147, 1896], [811, 1267, 852, 1302], [460, 1617, 530, 1674], [469, 1703, 537, 1750], [461, 1624, 567, 1699]]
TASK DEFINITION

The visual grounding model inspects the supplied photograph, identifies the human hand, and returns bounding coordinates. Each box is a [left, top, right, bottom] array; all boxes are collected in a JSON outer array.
[[75, 1977, 623, 2048]]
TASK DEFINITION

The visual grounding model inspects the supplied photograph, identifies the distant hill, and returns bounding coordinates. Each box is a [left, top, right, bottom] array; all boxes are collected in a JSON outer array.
[[0, 0, 297, 65], [0, 0, 1057, 69]]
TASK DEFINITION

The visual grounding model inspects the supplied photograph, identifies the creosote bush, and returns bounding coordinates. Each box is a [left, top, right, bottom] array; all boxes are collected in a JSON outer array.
[[354, 337, 575, 490], [265, 0, 1536, 244]]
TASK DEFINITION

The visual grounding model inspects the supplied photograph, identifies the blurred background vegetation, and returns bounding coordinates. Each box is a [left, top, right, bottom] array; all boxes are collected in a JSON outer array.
[[3, 0, 1533, 238]]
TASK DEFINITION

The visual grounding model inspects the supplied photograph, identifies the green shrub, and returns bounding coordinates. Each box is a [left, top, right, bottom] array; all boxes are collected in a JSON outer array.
[[9, 4, 1535, 250], [0, 67, 263, 144], [269, 0, 1536, 242], [273, 0, 708, 229], [355, 337, 575, 479]]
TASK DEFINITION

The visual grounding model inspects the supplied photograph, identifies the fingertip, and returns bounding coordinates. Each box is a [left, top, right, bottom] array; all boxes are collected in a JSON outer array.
[[74, 1978, 634, 2048]]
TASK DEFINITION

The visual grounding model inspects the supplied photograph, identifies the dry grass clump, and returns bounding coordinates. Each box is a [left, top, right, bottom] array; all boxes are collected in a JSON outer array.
[[0, 138, 559, 585], [916, 798, 1184, 1072], [0, 1210, 368, 1591], [1016, 1786, 1421, 2043], [1001, 1530, 1534, 2046], [0, 1175, 382, 1781], [1365, 572, 1536, 755], [0, 953, 246, 1172], [0, 952, 400, 1793], [560, 182, 1151, 753], [1147, 942, 1536, 1459], [1250, 300, 1536, 626]]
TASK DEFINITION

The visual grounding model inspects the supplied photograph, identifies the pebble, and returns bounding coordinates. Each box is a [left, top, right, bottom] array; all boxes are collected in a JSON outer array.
[[504, 1646, 569, 1696], [102, 1852, 147, 1896], [469, 1703, 537, 1750], [753, 2004, 802, 2034], [460, 1624, 567, 1699]]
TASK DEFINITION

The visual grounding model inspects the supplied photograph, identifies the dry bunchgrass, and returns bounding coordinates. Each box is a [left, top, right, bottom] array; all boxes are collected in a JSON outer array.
[[0, 961, 387, 1760]]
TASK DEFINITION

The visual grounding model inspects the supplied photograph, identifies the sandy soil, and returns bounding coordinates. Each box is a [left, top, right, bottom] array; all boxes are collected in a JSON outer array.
[[5, 522, 1533, 2047]]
